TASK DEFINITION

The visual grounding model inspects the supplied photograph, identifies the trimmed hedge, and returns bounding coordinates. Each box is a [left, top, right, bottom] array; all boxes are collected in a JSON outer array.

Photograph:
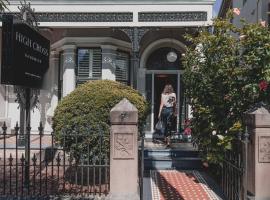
[[53, 80, 150, 159]]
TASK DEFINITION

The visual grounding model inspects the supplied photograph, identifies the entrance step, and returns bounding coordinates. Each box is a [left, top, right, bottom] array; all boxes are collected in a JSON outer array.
[[142, 141, 203, 170], [144, 156, 202, 170], [144, 149, 199, 158]]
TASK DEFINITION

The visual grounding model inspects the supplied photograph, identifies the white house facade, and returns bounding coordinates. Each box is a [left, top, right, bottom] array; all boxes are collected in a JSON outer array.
[[0, 0, 215, 135]]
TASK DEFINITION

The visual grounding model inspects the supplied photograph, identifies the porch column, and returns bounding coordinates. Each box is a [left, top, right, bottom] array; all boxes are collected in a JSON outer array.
[[137, 68, 146, 97], [62, 45, 76, 97], [118, 27, 150, 89], [131, 52, 139, 89], [101, 45, 117, 80], [46, 51, 59, 128]]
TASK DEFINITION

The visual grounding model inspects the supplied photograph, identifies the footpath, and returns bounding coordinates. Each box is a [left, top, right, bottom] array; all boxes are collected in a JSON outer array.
[[142, 140, 226, 200]]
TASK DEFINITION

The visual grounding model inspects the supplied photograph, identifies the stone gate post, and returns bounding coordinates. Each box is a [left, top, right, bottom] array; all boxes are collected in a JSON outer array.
[[109, 98, 139, 200], [244, 104, 270, 200]]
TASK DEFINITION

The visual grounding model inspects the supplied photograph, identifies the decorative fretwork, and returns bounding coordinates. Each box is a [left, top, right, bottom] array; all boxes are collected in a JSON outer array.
[[138, 12, 207, 22], [34, 12, 133, 22], [119, 27, 152, 52]]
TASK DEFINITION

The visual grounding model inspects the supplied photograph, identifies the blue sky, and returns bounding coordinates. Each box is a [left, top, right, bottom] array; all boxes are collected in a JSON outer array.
[[213, 0, 222, 17]]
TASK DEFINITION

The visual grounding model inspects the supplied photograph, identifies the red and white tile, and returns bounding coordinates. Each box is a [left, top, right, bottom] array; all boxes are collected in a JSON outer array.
[[150, 170, 221, 200]]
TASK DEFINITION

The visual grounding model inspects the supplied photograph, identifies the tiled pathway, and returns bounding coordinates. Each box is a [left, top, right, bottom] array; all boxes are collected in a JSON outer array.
[[150, 170, 221, 200]]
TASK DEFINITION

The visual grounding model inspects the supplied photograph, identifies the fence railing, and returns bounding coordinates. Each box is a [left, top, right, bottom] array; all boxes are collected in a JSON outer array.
[[220, 130, 249, 200], [0, 122, 109, 198]]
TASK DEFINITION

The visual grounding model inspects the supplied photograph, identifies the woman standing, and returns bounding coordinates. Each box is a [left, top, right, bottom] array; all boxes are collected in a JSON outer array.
[[158, 84, 177, 147]]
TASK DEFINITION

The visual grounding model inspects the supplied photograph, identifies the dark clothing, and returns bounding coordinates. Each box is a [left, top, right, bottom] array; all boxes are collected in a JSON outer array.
[[160, 106, 174, 137]]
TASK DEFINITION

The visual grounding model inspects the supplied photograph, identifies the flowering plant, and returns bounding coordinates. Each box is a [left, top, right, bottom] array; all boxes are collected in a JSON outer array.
[[183, 119, 192, 136], [183, 9, 270, 163]]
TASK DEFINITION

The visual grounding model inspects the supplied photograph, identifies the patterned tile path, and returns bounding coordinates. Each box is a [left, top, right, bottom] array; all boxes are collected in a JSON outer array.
[[151, 170, 221, 200]]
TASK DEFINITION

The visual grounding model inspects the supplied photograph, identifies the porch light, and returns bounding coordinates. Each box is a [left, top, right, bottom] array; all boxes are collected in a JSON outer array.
[[167, 51, 178, 62]]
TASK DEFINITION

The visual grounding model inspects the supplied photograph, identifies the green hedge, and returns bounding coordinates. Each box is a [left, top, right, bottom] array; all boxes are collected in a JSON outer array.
[[53, 80, 150, 159]]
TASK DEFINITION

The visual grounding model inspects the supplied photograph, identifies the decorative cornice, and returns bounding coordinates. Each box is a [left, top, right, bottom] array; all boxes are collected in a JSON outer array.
[[1, 12, 133, 22], [36, 12, 133, 22], [138, 12, 207, 22]]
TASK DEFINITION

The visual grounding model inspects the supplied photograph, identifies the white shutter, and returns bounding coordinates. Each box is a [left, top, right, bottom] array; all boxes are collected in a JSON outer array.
[[115, 51, 129, 85], [77, 48, 102, 84]]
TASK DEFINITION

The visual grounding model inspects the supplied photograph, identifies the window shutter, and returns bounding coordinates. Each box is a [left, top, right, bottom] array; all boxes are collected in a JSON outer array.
[[77, 48, 102, 85], [115, 51, 130, 85]]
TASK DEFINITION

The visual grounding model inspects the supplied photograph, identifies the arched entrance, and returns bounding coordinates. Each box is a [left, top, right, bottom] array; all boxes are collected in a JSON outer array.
[[138, 39, 187, 134]]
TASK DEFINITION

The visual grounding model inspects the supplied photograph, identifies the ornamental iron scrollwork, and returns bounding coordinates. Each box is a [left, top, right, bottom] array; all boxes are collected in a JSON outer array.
[[35, 12, 133, 22], [17, 0, 39, 30], [118, 27, 152, 52], [139, 12, 207, 22], [14, 87, 40, 110]]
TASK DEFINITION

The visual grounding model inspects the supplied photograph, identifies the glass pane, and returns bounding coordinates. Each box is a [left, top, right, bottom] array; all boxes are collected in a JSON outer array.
[[145, 74, 152, 131]]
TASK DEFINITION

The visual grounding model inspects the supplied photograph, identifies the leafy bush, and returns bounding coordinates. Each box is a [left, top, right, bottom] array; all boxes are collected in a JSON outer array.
[[183, 10, 270, 163], [53, 80, 150, 159]]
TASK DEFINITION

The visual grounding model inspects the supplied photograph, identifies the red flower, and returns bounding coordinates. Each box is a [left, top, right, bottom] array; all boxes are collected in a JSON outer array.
[[184, 127, 192, 135], [259, 80, 268, 92]]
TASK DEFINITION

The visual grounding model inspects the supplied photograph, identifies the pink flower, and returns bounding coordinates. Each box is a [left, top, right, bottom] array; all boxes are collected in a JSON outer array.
[[260, 21, 266, 27], [184, 127, 192, 135], [233, 8, 241, 16], [259, 80, 268, 92]]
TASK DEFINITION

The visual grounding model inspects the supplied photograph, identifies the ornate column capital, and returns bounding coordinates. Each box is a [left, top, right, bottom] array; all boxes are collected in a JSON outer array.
[[116, 27, 155, 52]]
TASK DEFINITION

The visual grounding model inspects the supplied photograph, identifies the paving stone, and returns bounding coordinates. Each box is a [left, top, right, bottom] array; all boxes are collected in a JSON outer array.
[[150, 170, 222, 200]]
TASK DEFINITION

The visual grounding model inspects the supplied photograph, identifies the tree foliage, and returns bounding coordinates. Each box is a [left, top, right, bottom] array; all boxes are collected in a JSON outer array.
[[183, 11, 270, 163]]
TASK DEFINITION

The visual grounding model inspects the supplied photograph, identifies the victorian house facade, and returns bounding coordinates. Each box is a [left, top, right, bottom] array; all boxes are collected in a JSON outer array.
[[0, 0, 215, 135]]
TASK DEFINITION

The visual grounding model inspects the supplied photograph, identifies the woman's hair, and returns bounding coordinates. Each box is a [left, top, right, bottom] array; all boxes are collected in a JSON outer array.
[[162, 84, 174, 94]]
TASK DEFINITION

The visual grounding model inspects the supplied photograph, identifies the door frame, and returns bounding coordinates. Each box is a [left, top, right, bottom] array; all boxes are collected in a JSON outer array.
[[145, 70, 184, 133]]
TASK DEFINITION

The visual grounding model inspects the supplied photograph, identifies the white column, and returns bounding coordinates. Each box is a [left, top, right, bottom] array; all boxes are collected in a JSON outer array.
[[137, 68, 146, 97], [62, 45, 76, 97], [101, 45, 117, 80], [46, 51, 59, 130]]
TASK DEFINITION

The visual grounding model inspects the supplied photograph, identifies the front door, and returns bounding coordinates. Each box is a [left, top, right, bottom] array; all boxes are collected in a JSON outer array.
[[145, 71, 183, 134], [154, 74, 178, 132]]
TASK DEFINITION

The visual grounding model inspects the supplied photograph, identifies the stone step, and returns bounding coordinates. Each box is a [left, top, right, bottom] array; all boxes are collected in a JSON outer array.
[[144, 156, 202, 170], [143, 149, 199, 158]]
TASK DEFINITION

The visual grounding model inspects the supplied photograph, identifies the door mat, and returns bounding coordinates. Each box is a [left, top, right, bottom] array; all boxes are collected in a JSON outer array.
[[150, 170, 221, 200]]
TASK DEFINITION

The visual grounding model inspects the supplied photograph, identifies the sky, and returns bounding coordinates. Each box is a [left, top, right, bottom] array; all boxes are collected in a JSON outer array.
[[213, 0, 223, 17]]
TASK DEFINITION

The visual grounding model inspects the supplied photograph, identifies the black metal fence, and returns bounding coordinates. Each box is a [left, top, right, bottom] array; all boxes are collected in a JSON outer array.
[[220, 129, 249, 200], [138, 130, 145, 200], [0, 122, 109, 199]]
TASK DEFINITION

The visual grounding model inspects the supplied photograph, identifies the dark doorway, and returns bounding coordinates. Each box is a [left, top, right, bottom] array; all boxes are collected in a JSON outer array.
[[154, 74, 178, 132]]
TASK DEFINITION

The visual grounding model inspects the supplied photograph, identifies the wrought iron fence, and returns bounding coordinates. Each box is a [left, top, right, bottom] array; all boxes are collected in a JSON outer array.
[[0, 122, 109, 199], [220, 129, 249, 200], [138, 130, 145, 200]]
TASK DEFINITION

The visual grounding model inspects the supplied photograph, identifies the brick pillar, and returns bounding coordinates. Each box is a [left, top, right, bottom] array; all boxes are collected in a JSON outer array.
[[109, 98, 139, 200], [244, 104, 270, 199]]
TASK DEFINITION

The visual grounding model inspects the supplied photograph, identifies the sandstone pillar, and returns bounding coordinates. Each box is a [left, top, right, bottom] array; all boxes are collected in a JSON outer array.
[[244, 104, 270, 200], [109, 98, 139, 200]]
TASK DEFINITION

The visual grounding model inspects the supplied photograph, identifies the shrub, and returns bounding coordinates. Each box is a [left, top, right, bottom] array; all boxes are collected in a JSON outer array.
[[183, 10, 270, 163], [53, 80, 150, 159]]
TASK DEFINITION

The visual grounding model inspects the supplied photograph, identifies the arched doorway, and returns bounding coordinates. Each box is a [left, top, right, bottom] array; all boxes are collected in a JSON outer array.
[[139, 39, 187, 135]]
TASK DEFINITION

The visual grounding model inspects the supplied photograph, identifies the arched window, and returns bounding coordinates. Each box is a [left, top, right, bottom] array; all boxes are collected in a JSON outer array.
[[146, 47, 182, 70]]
